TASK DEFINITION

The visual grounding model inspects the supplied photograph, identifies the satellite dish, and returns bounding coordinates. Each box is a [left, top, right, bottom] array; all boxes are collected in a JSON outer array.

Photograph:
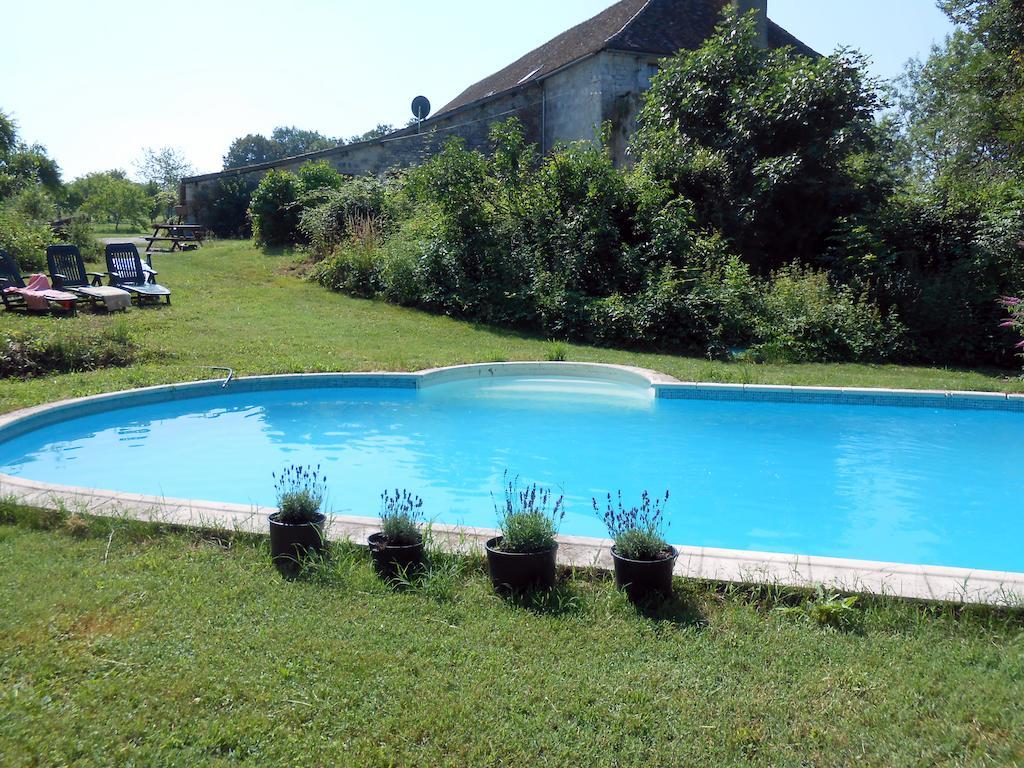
[[411, 96, 431, 122]]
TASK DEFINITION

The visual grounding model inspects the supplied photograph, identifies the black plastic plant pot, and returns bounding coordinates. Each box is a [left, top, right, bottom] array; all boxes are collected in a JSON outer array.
[[485, 536, 558, 594], [611, 546, 679, 604], [368, 532, 426, 581], [269, 512, 327, 575]]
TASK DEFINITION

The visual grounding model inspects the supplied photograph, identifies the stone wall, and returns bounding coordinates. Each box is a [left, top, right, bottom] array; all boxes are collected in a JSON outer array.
[[181, 50, 662, 224]]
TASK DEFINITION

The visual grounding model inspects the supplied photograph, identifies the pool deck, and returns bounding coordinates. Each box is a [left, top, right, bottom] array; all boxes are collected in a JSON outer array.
[[2, 362, 1023, 606]]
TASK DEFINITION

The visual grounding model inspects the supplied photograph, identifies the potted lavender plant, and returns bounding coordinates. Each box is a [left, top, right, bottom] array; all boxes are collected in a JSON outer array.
[[269, 464, 328, 574], [485, 474, 565, 593], [368, 489, 426, 581], [596, 490, 677, 603]]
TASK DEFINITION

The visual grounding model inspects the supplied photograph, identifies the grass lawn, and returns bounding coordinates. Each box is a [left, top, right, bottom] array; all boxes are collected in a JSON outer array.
[[2, 240, 1024, 766], [1, 511, 1022, 767], [1, 239, 1022, 416], [90, 221, 151, 239]]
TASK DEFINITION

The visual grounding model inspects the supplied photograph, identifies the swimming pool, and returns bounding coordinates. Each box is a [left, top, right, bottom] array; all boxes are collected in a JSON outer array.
[[1, 364, 1022, 576]]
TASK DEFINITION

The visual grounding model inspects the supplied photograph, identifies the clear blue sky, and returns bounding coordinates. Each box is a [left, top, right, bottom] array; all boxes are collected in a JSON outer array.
[[2, 0, 953, 180]]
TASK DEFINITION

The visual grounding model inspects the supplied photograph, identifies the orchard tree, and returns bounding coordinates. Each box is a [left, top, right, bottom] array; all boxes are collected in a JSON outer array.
[[79, 172, 151, 231], [136, 146, 193, 190]]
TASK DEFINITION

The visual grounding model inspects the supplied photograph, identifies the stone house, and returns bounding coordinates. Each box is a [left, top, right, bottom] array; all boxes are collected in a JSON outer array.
[[180, 0, 812, 224]]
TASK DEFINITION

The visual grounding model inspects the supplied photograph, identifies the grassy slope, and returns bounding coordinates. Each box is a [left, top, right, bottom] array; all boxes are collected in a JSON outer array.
[[1, 520, 1022, 767], [1, 239, 1022, 416]]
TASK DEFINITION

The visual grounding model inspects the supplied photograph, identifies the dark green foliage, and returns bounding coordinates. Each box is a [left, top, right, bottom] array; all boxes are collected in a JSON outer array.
[[0, 323, 136, 379], [223, 127, 340, 170], [495, 474, 565, 553], [250, 170, 301, 247], [633, 11, 888, 274], [196, 175, 259, 238], [379, 489, 424, 546], [597, 490, 671, 561], [0, 207, 50, 271], [272, 464, 326, 524]]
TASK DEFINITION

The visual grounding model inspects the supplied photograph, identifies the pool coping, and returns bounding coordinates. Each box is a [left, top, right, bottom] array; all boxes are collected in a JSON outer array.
[[2, 362, 1022, 606]]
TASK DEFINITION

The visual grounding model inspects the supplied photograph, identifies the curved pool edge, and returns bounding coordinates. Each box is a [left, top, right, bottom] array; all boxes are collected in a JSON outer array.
[[2, 361, 1023, 606]]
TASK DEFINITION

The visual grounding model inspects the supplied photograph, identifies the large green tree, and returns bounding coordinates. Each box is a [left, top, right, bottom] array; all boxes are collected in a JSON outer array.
[[223, 127, 340, 169], [632, 12, 887, 273], [0, 109, 61, 200]]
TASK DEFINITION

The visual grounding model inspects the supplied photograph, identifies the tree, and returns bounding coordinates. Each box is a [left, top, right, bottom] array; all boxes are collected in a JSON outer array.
[[223, 134, 280, 169], [223, 127, 341, 170], [270, 126, 339, 156], [349, 124, 395, 143], [0, 109, 62, 200], [79, 172, 151, 231], [135, 146, 193, 190], [632, 11, 887, 273], [899, 0, 1023, 181]]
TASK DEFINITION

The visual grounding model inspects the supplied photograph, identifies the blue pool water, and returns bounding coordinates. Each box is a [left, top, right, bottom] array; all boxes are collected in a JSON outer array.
[[1, 376, 1022, 572]]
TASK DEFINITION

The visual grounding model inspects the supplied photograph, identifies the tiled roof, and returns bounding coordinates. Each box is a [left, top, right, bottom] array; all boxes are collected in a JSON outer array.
[[437, 0, 815, 115]]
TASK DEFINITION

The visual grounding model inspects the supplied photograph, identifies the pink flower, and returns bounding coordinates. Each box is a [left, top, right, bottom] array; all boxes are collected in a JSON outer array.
[[1000, 296, 1022, 306]]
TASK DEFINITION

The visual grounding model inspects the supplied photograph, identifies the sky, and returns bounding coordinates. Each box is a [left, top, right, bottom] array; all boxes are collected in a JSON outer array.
[[2, 0, 954, 181]]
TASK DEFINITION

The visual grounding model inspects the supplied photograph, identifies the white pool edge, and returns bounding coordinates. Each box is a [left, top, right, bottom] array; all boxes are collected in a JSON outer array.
[[2, 362, 1023, 606]]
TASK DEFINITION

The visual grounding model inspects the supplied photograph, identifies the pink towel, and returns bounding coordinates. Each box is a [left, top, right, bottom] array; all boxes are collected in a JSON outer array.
[[19, 274, 78, 311]]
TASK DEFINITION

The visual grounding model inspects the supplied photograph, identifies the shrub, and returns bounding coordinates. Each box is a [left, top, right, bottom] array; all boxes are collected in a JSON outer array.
[[0, 206, 50, 271], [596, 490, 672, 561], [0, 322, 137, 379], [310, 239, 382, 298], [299, 175, 392, 260], [272, 464, 327, 524], [250, 169, 300, 247], [494, 474, 565, 553], [51, 212, 101, 261], [379, 489, 424, 546], [197, 175, 259, 238], [752, 264, 907, 363]]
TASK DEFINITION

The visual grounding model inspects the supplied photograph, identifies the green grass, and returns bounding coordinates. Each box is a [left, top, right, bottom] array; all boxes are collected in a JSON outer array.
[[91, 221, 150, 238], [0, 514, 1022, 767], [1, 239, 1021, 416]]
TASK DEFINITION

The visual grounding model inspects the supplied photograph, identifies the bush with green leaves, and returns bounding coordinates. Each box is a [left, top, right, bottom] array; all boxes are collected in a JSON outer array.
[[1, 322, 136, 379], [272, 464, 327, 524], [379, 489, 424, 546], [299, 175, 392, 261], [0, 206, 50, 271], [752, 264, 908, 363], [596, 490, 672, 561], [495, 474, 565, 554], [250, 169, 301, 247], [633, 10, 888, 274], [194, 175, 259, 239]]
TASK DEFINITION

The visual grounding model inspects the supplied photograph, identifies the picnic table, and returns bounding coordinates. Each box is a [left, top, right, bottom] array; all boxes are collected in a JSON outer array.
[[145, 223, 206, 254]]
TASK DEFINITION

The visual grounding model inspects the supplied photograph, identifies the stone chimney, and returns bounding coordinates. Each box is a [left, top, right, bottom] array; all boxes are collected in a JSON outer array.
[[733, 0, 768, 48]]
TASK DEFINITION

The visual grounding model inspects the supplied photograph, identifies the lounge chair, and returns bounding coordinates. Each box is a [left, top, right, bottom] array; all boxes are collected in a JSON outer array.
[[46, 244, 132, 312], [104, 243, 171, 306], [1, 249, 78, 315]]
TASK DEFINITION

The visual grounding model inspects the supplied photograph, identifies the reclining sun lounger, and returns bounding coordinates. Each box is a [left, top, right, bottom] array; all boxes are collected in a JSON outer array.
[[46, 245, 132, 312], [104, 243, 171, 306], [1, 249, 78, 315]]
